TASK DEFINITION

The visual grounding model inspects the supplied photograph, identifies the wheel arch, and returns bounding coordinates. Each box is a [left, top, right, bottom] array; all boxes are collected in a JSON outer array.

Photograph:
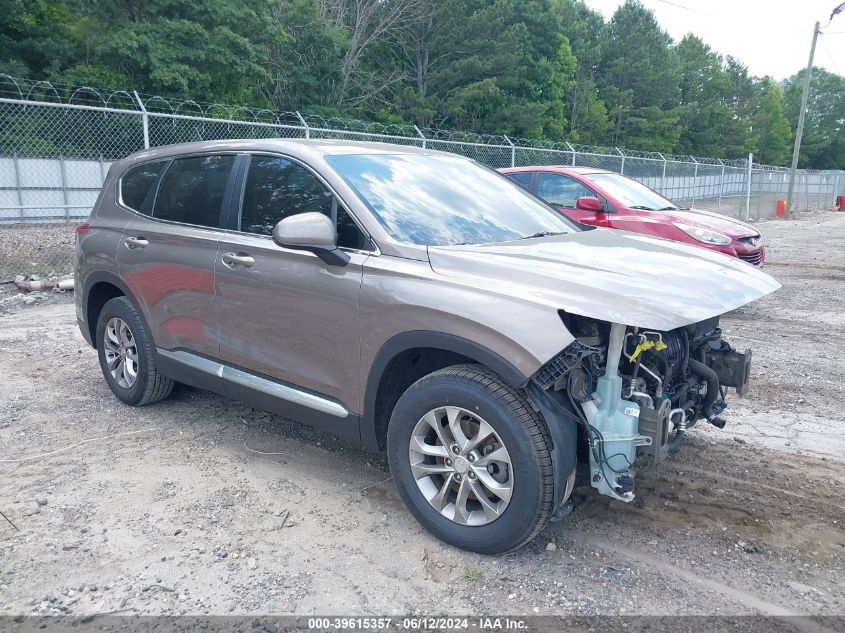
[[361, 331, 528, 451], [82, 272, 143, 349]]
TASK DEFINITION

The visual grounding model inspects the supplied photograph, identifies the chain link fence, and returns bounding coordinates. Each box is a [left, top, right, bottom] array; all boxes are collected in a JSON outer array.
[[2, 74, 844, 280]]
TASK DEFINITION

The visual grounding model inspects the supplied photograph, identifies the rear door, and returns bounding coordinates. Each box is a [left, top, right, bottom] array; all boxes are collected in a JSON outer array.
[[215, 154, 372, 417], [505, 171, 536, 192], [118, 154, 240, 359]]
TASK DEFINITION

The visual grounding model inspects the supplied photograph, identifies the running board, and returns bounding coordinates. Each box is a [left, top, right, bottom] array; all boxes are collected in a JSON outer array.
[[156, 348, 350, 418]]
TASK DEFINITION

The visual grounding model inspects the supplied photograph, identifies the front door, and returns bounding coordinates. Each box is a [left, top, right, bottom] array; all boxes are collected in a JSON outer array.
[[118, 154, 239, 359], [215, 154, 371, 421], [536, 172, 610, 227]]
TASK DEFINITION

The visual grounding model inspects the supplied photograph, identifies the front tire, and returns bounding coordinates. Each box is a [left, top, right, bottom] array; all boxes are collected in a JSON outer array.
[[387, 364, 554, 553], [96, 296, 174, 406]]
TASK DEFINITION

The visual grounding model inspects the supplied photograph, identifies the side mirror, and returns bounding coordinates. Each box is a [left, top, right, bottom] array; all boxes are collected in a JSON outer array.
[[575, 196, 605, 212], [272, 212, 350, 267]]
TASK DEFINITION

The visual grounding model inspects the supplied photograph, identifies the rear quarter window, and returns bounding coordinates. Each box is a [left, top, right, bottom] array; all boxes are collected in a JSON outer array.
[[507, 172, 534, 190], [119, 162, 167, 212]]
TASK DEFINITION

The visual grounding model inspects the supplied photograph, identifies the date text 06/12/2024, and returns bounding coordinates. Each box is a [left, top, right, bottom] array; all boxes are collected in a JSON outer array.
[[306, 617, 528, 630]]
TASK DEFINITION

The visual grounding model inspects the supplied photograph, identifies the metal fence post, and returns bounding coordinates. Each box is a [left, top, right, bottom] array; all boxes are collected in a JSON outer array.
[[503, 136, 515, 167], [132, 90, 150, 149], [13, 151, 24, 223], [616, 148, 625, 175], [716, 160, 725, 211], [413, 125, 426, 149], [744, 153, 753, 221], [690, 157, 699, 208], [565, 142, 576, 166], [295, 111, 309, 139], [59, 155, 69, 221], [804, 171, 810, 211], [657, 153, 667, 191], [98, 153, 106, 184]]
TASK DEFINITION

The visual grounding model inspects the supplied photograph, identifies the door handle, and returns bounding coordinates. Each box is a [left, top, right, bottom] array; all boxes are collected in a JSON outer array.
[[124, 236, 149, 250], [221, 252, 255, 268]]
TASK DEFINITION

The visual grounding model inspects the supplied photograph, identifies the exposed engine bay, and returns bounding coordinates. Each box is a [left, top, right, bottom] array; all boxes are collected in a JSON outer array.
[[536, 313, 752, 502]]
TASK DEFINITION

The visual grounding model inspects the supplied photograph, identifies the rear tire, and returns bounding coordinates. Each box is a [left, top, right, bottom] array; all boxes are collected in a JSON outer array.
[[96, 296, 174, 406], [387, 364, 554, 553]]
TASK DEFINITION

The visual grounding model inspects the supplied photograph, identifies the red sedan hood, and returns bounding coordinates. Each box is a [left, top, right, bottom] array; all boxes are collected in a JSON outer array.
[[659, 208, 759, 239]]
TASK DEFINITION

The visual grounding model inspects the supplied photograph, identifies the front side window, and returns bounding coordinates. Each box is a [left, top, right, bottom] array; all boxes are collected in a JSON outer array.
[[240, 156, 368, 250], [537, 173, 593, 209], [325, 154, 577, 246], [120, 161, 166, 212], [153, 155, 236, 228]]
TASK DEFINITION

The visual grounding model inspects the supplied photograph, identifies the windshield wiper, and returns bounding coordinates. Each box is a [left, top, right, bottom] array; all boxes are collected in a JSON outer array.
[[629, 205, 656, 211], [520, 231, 565, 240], [657, 206, 678, 211]]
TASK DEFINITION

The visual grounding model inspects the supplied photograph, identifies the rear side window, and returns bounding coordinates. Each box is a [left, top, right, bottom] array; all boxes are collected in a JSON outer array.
[[153, 155, 236, 228], [507, 172, 534, 190], [537, 173, 593, 209], [240, 156, 368, 250], [120, 162, 166, 212]]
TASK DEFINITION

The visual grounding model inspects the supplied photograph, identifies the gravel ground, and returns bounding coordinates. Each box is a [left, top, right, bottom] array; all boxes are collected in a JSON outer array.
[[0, 212, 843, 619], [0, 223, 77, 281]]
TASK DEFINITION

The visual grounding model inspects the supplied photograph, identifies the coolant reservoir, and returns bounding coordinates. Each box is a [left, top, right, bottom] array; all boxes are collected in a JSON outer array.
[[581, 322, 648, 502]]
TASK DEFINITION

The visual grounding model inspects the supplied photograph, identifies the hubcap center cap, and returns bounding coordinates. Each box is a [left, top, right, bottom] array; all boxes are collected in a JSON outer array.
[[453, 457, 469, 474]]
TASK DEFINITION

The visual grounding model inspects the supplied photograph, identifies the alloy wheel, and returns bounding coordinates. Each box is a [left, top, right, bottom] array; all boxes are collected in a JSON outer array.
[[103, 317, 139, 389], [409, 406, 513, 526]]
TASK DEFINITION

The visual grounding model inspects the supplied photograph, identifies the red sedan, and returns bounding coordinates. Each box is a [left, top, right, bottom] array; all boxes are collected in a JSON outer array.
[[499, 166, 765, 266]]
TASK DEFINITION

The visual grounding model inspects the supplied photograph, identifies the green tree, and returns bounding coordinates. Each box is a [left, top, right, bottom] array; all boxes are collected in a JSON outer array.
[[1, 0, 283, 104], [266, 0, 347, 113], [784, 67, 845, 169], [0, 0, 88, 80], [556, 0, 609, 143], [0, 0, 836, 168], [750, 78, 792, 165], [406, 0, 576, 137], [598, 0, 681, 151], [675, 34, 736, 156]]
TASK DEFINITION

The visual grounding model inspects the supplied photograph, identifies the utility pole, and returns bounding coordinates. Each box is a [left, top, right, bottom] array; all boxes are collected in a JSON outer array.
[[785, 21, 820, 219]]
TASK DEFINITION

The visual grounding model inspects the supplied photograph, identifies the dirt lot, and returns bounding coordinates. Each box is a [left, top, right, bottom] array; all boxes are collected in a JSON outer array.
[[0, 212, 843, 619]]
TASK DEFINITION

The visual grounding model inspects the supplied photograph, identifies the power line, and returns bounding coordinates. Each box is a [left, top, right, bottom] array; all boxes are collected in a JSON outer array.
[[819, 37, 842, 75], [650, 0, 716, 15]]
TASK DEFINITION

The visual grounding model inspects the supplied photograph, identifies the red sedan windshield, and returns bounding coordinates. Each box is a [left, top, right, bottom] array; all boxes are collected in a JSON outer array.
[[586, 173, 679, 211]]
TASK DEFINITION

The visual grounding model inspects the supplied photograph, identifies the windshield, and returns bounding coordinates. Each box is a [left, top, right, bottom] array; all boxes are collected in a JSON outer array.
[[325, 153, 577, 246], [584, 173, 677, 211]]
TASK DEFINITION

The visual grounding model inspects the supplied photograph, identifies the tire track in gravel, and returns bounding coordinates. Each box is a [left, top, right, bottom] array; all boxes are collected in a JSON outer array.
[[571, 535, 842, 633]]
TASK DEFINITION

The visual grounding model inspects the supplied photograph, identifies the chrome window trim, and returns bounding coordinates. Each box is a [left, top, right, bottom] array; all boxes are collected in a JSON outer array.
[[116, 158, 170, 213], [115, 151, 245, 231]]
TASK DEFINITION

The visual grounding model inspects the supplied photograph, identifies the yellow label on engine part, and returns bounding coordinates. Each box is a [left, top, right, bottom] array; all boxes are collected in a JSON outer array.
[[630, 339, 667, 361]]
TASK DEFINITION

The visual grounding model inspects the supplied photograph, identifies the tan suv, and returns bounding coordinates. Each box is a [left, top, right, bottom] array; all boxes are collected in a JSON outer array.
[[75, 139, 779, 553]]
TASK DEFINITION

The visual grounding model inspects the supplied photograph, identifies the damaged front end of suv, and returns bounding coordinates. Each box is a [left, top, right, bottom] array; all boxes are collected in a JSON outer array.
[[429, 228, 781, 512], [535, 314, 753, 502]]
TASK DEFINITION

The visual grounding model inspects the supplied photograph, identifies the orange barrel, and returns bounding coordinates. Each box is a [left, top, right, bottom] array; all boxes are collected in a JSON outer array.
[[775, 199, 787, 217], [837, 195, 845, 210]]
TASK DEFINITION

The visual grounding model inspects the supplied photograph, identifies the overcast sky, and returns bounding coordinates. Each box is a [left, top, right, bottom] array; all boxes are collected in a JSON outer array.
[[582, 0, 844, 80]]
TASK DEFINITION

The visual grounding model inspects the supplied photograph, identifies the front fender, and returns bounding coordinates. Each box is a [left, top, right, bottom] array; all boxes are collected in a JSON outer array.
[[361, 330, 527, 450]]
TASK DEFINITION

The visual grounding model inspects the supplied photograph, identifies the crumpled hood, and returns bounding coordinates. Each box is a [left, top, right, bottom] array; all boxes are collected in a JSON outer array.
[[662, 208, 759, 239], [428, 227, 780, 331]]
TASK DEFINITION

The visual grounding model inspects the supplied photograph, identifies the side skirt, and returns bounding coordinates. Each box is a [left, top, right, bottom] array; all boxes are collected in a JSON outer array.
[[155, 348, 362, 444]]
